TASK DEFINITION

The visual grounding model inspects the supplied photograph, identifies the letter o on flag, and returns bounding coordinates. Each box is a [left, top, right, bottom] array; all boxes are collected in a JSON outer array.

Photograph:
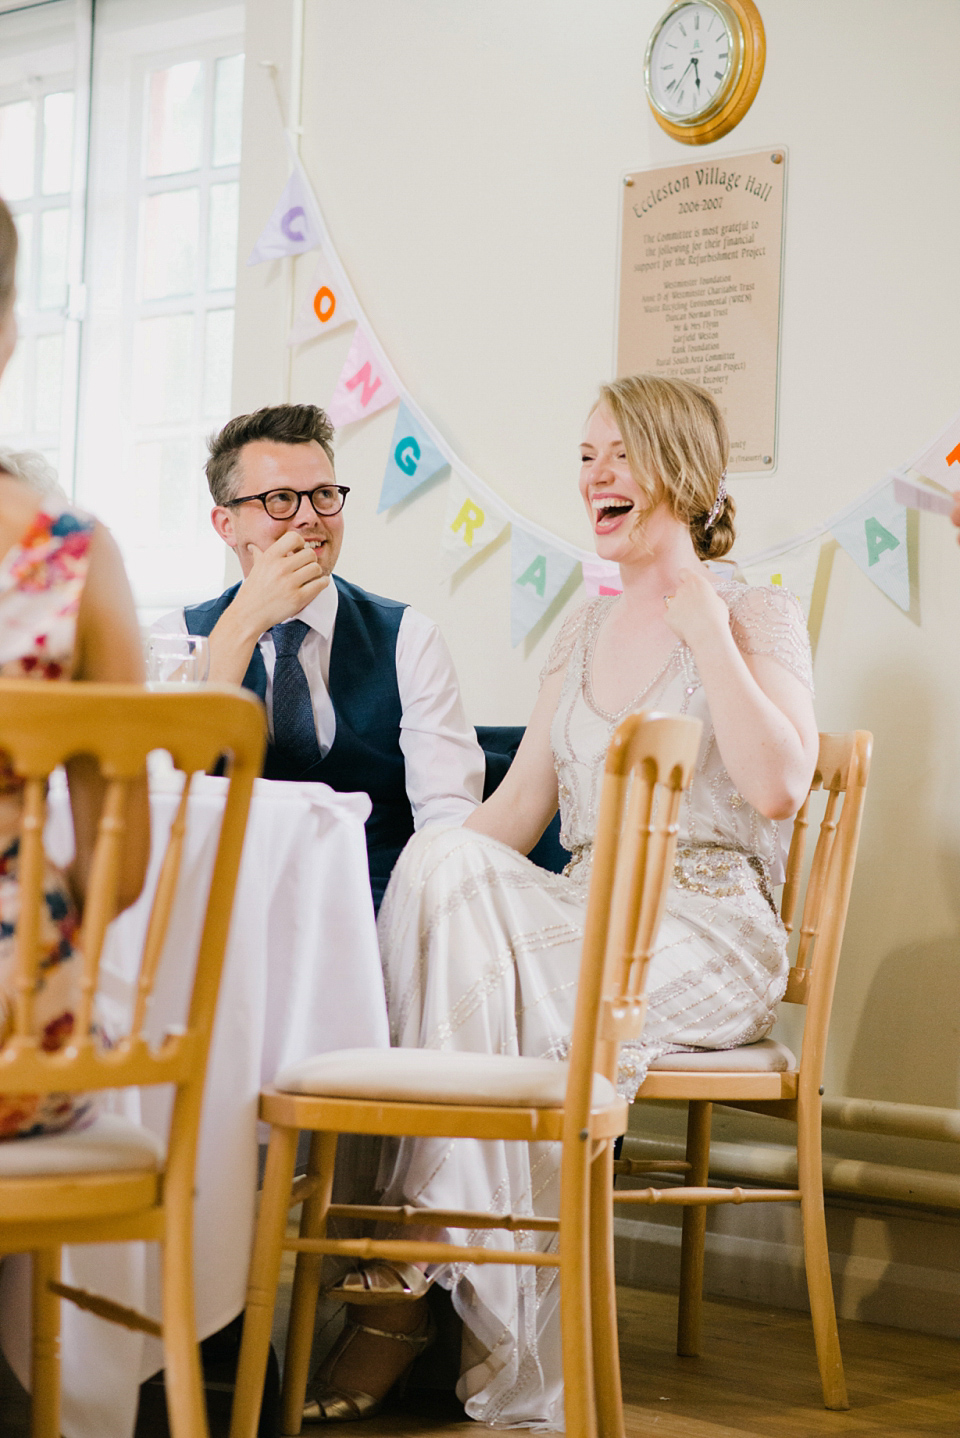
[[395, 437, 421, 477], [313, 286, 336, 323]]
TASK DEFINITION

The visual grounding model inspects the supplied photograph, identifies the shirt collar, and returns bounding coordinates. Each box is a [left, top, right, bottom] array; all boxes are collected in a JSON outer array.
[[295, 574, 338, 640]]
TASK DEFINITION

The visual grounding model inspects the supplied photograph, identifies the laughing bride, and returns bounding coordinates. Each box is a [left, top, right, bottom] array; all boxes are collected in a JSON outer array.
[[305, 373, 818, 1429]]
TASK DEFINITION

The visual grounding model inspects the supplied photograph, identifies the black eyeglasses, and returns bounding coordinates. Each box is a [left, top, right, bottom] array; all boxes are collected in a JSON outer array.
[[225, 484, 351, 520]]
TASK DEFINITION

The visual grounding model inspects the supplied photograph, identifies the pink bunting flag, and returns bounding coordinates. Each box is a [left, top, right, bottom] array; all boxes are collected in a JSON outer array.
[[326, 328, 398, 428], [909, 409, 960, 490], [581, 558, 622, 596]]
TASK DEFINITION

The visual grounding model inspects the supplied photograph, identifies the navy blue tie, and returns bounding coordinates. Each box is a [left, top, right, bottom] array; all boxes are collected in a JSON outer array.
[[271, 620, 322, 771]]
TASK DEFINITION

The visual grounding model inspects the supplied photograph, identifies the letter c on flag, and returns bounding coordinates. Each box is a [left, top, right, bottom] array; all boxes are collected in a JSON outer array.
[[313, 286, 336, 323], [281, 206, 306, 243], [395, 437, 421, 477]]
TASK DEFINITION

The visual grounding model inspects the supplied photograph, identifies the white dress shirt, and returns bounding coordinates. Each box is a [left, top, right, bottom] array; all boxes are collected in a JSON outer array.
[[153, 579, 484, 830]]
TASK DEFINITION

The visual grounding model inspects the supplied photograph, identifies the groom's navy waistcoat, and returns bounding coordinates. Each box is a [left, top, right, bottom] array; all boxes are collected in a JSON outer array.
[[184, 575, 410, 908]]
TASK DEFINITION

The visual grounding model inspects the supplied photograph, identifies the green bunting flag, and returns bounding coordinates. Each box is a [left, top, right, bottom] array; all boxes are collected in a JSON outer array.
[[510, 528, 581, 646], [831, 479, 909, 612]]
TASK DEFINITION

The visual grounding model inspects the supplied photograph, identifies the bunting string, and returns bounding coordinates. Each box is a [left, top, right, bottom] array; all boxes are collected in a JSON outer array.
[[247, 123, 960, 642]]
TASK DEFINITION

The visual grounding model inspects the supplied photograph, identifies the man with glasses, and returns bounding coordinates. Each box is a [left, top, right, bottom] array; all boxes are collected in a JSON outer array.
[[153, 402, 484, 908]]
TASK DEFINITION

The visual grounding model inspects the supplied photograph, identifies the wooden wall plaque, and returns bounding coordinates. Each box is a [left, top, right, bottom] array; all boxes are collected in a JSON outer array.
[[617, 147, 786, 474]]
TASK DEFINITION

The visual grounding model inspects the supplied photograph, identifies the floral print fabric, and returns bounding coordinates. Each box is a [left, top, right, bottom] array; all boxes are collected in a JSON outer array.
[[0, 506, 95, 1138]]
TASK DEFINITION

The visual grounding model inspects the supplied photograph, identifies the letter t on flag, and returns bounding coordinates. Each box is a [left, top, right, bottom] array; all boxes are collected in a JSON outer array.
[[510, 527, 581, 645], [326, 328, 398, 428]]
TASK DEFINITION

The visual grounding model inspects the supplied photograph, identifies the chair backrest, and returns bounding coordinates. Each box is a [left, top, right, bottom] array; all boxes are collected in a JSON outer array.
[[565, 711, 702, 1128], [0, 681, 264, 1184], [778, 730, 872, 1091]]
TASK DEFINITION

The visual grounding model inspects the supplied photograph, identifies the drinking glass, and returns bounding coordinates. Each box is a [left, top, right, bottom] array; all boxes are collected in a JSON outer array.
[[146, 633, 210, 687]]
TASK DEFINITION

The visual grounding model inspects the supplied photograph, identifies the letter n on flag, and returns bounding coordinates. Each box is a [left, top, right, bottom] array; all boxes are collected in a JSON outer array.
[[326, 328, 398, 428], [510, 527, 581, 646], [378, 402, 449, 511]]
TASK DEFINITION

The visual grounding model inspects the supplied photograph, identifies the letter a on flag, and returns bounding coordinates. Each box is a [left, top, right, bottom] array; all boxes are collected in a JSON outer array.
[[247, 162, 322, 264], [287, 252, 356, 345], [831, 479, 909, 611], [510, 527, 581, 646], [378, 402, 449, 511], [326, 328, 398, 428]]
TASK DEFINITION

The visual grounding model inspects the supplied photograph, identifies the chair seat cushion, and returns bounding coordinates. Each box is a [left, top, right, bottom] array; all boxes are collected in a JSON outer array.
[[275, 1047, 618, 1109], [648, 1039, 797, 1073], [0, 1113, 165, 1177]]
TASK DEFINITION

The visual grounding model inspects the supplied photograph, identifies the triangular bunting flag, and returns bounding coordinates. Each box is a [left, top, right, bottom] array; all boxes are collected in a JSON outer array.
[[738, 537, 823, 620], [378, 403, 449, 511], [439, 475, 509, 574], [326, 328, 398, 429], [287, 253, 356, 344], [909, 407, 960, 490], [510, 528, 581, 646], [581, 557, 622, 597], [247, 163, 322, 264], [831, 480, 909, 612]]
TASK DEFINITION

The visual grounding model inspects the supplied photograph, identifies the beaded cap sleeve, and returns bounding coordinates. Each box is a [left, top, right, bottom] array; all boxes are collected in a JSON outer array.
[[726, 582, 814, 692], [539, 601, 591, 685]]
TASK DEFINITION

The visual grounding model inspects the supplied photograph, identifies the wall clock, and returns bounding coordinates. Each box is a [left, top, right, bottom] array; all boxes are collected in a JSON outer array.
[[644, 0, 765, 146]]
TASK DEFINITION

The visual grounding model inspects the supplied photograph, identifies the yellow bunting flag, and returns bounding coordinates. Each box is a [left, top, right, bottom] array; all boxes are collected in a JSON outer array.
[[439, 475, 509, 576], [738, 537, 824, 621]]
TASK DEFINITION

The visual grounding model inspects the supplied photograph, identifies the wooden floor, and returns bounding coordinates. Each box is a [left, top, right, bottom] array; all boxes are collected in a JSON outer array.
[[2, 1283, 958, 1436]]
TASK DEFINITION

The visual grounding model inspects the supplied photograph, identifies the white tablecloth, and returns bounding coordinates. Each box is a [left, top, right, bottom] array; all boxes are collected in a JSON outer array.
[[0, 773, 388, 1438]]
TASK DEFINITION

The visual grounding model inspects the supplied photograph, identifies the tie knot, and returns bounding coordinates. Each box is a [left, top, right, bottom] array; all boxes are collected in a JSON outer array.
[[271, 619, 311, 658]]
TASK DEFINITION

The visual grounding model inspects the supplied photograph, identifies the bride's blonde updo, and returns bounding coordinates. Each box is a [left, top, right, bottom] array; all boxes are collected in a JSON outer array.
[[597, 373, 735, 561]]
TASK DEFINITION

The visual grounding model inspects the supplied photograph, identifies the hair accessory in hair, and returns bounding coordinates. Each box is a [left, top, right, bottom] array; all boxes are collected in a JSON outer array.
[[704, 471, 727, 530]]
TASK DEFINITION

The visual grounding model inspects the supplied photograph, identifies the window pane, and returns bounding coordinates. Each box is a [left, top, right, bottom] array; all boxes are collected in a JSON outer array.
[[206, 182, 238, 291], [133, 313, 194, 423], [13, 211, 32, 314], [0, 342, 25, 435], [0, 101, 35, 202], [41, 92, 74, 196], [203, 307, 233, 416], [212, 53, 244, 167], [146, 60, 203, 177], [38, 208, 69, 311], [134, 437, 193, 541], [34, 332, 63, 433], [141, 188, 199, 299]]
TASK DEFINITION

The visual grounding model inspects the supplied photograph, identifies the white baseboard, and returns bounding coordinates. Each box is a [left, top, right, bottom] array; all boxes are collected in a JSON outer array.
[[613, 1204, 960, 1340]]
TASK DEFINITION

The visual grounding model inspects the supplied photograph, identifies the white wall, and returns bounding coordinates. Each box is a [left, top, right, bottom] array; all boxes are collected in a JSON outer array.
[[233, 0, 960, 1320]]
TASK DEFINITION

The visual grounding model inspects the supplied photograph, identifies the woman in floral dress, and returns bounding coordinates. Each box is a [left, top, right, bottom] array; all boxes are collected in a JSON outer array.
[[0, 194, 148, 1140]]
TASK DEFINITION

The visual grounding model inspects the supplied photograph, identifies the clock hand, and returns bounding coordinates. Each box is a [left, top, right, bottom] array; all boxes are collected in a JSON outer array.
[[691, 56, 701, 93], [670, 57, 694, 98]]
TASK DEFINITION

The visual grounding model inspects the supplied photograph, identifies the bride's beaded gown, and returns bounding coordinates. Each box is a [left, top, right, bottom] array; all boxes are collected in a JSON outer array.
[[375, 582, 814, 1429]]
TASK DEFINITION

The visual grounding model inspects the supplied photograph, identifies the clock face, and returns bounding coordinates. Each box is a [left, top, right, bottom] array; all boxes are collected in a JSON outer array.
[[646, 2, 740, 124]]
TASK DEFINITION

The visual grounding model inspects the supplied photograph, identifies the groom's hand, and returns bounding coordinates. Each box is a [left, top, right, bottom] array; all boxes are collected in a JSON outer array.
[[235, 531, 329, 634]]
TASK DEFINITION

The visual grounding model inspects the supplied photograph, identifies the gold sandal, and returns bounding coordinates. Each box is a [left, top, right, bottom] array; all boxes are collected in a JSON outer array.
[[301, 1310, 435, 1424], [325, 1259, 435, 1305]]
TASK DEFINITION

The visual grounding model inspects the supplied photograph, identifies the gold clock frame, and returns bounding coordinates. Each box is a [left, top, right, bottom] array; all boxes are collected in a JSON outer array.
[[645, 0, 766, 146]]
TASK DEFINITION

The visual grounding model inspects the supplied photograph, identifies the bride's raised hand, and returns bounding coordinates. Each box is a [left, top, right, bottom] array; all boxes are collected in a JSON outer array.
[[663, 566, 731, 650]]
